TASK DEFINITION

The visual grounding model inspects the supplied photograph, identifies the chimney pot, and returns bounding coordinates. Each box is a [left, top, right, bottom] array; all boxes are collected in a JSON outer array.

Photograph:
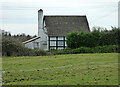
[[39, 9, 43, 12]]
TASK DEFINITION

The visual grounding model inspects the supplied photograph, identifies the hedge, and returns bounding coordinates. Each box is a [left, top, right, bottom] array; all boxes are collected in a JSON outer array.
[[66, 28, 120, 49], [50, 45, 118, 55]]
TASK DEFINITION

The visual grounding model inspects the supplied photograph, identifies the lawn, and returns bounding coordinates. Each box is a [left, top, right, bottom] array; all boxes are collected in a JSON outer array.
[[2, 53, 118, 85]]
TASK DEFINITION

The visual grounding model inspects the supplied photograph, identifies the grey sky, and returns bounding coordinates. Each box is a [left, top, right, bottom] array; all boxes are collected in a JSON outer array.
[[0, 0, 119, 35]]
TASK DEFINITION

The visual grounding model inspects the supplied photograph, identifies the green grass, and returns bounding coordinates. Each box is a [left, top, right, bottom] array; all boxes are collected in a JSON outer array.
[[2, 53, 118, 85]]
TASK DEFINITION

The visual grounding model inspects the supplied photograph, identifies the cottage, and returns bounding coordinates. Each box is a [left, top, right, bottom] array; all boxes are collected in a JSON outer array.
[[23, 36, 40, 49], [23, 9, 90, 50]]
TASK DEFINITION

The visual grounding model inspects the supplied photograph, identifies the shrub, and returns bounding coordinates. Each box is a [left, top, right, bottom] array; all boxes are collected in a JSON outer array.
[[93, 46, 110, 53], [71, 47, 93, 54], [50, 45, 118, 55], [34, 49, 47, 56], [66, 28, 120, 49], [2, 37, 47, 56], [66, 31, 80, 49], [66, 30, 101, 49], [2, 37, 24, 56]]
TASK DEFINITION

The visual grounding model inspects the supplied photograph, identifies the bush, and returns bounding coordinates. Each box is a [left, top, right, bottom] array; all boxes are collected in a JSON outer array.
[[66, 31, 80, 49], [93, 46, 109, 53], [2, 37, 24, 56], [66, 30, 102, 49], [71, 47, 93, 54], [66, 28, 120, 49], [34, 49, 47, 56], [2, 37, 47, 56], [50, 45, 118, 55]]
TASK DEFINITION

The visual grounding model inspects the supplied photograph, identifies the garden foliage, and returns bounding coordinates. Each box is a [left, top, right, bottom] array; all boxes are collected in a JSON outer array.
[[2, 37, 47, 56], [50, 45, 118, 55], [66, 27, 120, 49]]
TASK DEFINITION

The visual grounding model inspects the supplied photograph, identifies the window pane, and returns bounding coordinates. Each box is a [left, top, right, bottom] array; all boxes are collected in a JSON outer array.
[[65, 37, 67, 40], [58, 41, 64, 46], [50, 41, 56, 46], [50, 47, 56, 49], [50, 37, 56, 40], [58, 37, 64, 40], [58, 47, 64, 50], [65, 41, 67, 46]]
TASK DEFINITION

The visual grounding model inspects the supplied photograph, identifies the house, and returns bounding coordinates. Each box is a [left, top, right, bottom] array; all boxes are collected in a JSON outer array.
[[23, 36, 40, 49], [23, 9, 90, 50]]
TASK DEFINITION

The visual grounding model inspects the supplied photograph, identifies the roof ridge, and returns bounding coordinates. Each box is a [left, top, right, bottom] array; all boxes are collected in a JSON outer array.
[[23, 36, 40, 44], [44, 15, 86, 17]]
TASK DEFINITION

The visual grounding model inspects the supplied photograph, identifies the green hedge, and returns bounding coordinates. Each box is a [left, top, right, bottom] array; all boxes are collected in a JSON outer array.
[[66, 28, 120, 49], [34, 49, 47, 56], [50, 45, 118, 55]]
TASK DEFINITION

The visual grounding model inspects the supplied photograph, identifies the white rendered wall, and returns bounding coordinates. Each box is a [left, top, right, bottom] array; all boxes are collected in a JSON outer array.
[[25, 42, 34, 49], [38, 9, 48, 50], [24, 38, 41, 49], [46, 36, 49, 50], [38, 9, 43, 36]]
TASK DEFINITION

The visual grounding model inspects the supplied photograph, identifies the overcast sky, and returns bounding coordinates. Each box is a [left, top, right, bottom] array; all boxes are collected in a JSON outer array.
[[0, 0, 119, 36]]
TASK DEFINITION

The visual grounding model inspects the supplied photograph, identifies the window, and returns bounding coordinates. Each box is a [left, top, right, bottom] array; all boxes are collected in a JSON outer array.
[[49, 36, 66, 50], [65, 42, 67, 46], [58, 47, 64, 50], [58, 37, 64, 40], [58, 41, 64, 46], [65, 37, 67, 40], [50, 41, 56, 46], [50, 37, 56, 40], [50, 47, 56, 50]]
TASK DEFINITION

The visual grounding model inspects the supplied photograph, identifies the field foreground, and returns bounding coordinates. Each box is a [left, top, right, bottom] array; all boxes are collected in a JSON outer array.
[[2, 53, 118, 85]]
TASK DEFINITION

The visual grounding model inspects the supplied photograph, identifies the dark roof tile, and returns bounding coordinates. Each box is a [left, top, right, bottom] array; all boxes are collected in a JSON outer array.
[[44, 15, 90, 36]]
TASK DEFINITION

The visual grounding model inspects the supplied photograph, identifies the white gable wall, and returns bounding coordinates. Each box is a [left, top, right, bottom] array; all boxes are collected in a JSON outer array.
[[38, 21, 48, 50], [25, 42, 34, 49], [24, 38, 41, 49]]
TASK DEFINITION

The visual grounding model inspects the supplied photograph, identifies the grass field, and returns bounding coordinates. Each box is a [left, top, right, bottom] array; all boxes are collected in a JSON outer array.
[[2, 53, 118, 85]]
